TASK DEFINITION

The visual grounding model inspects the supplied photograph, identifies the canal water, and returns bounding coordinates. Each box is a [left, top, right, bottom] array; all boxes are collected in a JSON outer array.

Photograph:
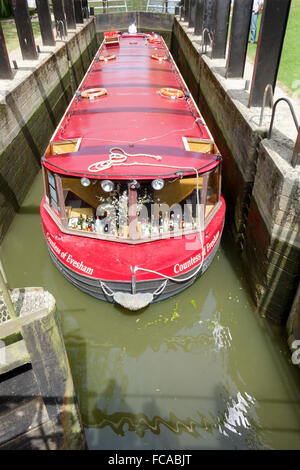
[[1, 173, 300, 450]]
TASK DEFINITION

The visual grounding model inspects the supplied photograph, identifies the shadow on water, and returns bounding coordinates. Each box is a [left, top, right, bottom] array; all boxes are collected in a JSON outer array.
[[0, 173, 20, 213], [58, 256, 300, 449], [18, 205, 41, 215], [0, 364, 85, 450]]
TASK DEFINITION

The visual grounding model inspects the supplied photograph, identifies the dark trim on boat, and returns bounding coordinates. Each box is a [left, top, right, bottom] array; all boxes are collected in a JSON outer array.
[[46, 237, 221, 305]]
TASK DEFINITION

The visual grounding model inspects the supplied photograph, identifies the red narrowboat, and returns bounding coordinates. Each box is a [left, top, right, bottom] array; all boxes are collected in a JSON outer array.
[[40, 31, 226, 310]]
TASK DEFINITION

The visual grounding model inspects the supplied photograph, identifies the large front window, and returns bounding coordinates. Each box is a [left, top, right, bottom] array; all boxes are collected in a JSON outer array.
[[134, 176, 203, 239], [44, 167, 221, 242]]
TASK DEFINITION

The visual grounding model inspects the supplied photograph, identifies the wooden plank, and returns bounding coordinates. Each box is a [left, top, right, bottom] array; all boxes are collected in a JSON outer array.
[[0, 339, 30, 375], [0, 308, 49, 340], [74, 0, 84, 24], [64, 0, 77, 30], [0, 365, 39, 415], [0, 420, 59, 450], [21, 309, 86, 449], [0, 397, 49, 446], [248, 0, 292, 107]]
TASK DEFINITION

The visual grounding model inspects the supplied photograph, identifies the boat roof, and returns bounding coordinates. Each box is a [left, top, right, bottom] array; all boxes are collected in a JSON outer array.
[[43, 33, 221, 179]]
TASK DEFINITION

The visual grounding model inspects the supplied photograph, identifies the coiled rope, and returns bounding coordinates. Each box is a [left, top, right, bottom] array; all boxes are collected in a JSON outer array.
[[88, 148, 162, 173], [89, 147, 206, 283]]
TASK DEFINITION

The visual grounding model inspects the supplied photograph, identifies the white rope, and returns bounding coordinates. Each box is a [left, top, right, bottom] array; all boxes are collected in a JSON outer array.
[[101, 278, 168, 298], [133, 247, 204, 283], [100, 281, 115, 297], [61, 117, 204, 146], [153, 279, 168, 296], [95, 146, 207, 286], [88, 148, 162, 173], [133, 224, 205, 283]]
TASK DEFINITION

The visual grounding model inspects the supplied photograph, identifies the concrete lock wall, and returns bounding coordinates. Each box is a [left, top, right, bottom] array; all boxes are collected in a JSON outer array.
[[0, 18, 98, 243], [171, 18, 300, 325], [244, 140, 300, 323]]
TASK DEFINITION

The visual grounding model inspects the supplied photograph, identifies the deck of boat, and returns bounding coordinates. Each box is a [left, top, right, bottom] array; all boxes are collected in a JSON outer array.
[[46, 33, 215, 177], [40, 32, 225, 294]]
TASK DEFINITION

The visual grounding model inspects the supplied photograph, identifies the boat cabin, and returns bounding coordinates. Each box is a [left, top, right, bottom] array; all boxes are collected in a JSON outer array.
[[42, 141, 222, 244]]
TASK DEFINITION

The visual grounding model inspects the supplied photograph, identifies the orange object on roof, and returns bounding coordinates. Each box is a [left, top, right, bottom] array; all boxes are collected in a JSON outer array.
[[104, 31, 118, 37]]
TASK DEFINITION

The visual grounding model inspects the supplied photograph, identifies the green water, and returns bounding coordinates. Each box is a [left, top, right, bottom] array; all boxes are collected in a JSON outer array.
[[1, 173, 300, 450]]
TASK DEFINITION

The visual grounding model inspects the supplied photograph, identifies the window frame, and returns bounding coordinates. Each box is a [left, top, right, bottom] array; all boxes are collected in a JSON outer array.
[[43, 167, 222, 244]]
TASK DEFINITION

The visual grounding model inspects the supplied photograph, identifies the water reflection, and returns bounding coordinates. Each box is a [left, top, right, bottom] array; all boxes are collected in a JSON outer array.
[[1, 174, 300, 450]]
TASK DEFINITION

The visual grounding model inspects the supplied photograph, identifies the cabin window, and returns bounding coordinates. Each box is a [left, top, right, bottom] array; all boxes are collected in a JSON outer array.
[[134, 176, 203, 239], [61, 177, 129, 237], [45, 168, 221, 242], [206, 167, 220, 219], [45, 170, 60, 215]]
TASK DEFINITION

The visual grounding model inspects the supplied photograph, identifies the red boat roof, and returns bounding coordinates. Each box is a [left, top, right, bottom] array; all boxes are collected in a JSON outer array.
[[43, 33, 220, 179]]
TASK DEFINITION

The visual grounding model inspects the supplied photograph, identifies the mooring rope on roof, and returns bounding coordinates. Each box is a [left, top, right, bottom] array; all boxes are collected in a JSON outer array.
[[87, 148, 162, 173], [60, 117, 205, 146]]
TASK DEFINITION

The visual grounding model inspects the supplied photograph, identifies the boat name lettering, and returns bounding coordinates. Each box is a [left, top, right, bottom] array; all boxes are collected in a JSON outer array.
[[173, 231, 220, 274], [47, 232, 61, 256], [206, 231, 220, 253], [46, 233, 94, 275]]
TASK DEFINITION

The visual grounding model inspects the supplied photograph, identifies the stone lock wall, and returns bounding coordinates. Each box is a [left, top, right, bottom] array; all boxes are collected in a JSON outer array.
[[171, 18, 300, 324], [0, 19, 98, 243], [171, 20, 262, 246], [244, 140, 300, 323]]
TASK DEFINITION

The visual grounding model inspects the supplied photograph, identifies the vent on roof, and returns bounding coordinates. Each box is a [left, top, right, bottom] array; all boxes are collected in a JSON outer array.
[[46, 138, 82, 156], [182, 137, 215, 154]]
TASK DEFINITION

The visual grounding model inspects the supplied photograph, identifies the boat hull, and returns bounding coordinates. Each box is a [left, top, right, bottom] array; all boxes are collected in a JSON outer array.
[[46, 232, 221, 306], [39, 32, 227, 310], [41, 196, 225, 309]]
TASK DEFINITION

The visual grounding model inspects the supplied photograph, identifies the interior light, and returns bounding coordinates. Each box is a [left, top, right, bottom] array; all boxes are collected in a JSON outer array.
[[151, 179, 165, 190], [101, 180, 115, 192], [130, 179, 140, 190], [80, 177, 90, 187]]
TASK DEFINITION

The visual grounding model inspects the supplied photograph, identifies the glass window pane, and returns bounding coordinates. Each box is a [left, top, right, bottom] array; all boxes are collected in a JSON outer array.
[[61, 177, 129, 237], [49, 185, 57, 203], [48, 172, 55, 188], [135, 177, 203, 239], [50, 198, 60, 214], [206, 168, 220, 218], [56, 174, 214, 241]]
